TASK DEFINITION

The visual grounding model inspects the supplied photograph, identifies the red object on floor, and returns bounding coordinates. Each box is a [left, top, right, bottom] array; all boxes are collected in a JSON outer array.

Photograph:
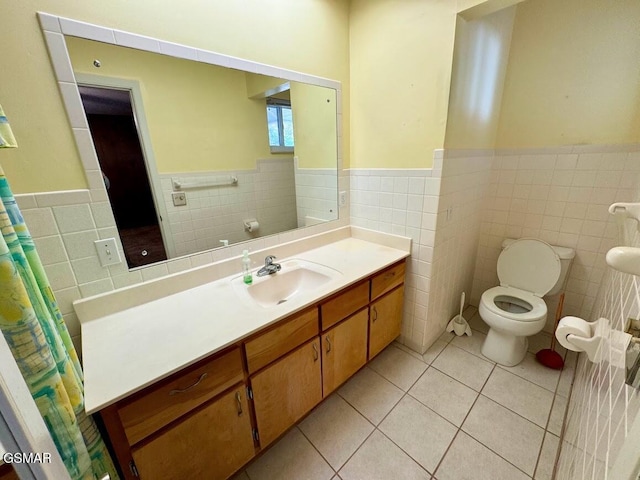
[[536, 348, 564, 370]]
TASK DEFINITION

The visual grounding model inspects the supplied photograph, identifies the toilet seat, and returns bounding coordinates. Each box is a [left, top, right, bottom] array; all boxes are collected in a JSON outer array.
[[497, 238, 561, 296], [481, 286, 547, 322]]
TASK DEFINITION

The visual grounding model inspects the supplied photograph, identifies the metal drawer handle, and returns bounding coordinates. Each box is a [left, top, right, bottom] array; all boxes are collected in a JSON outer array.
[[169, 372, 208, 395], [326, 335, 332, 354], [235, 391, 243, 416], [372, 306, 378, 322], [384, 271, 396, 279], [312, 342, 319, 361]]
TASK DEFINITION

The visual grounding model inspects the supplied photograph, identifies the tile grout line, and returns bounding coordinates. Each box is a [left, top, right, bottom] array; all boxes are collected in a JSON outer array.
[[430, 362, 498, 478], [436, 351, 561, 479], [340, 346, 459, 478], [294, 425, 339, 477], [371, 403, 438, 478], [333, 426, 378, 478], [366, 356, 458, 479], [244, 336, 571, 480], [425, 330, 573, 479]]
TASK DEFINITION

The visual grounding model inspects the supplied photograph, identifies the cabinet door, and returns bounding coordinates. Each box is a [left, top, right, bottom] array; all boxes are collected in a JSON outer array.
[[369, 285, 405, 360], [251, 338, 322, 448], [322, 309, 368, 396], [131, 386, 254, 480]]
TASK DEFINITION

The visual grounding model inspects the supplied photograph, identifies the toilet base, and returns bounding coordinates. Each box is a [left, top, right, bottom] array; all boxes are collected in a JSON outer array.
[[481, 328, 528, 366]]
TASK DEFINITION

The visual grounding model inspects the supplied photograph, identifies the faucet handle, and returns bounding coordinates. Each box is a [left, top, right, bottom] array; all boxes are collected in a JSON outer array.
[[265, 255, 277, 265]]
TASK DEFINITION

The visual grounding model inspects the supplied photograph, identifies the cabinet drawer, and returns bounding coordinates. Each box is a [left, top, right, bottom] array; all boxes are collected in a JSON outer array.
[[321, 281, 369, 330], [245, 307, 319, 374], [119, 347, 244, 445], [371, 261, 405, 301]]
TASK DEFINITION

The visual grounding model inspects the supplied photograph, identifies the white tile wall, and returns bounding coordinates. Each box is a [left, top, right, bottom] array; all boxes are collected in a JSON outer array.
[[555, 160, 640, 479], [349, 155, 442, 353], [160, 158, 297, 256], [350, 150, 493, 353], [426, 150, 494, 348], [294, 159, 338, 227], [471, 146, 640, 331]]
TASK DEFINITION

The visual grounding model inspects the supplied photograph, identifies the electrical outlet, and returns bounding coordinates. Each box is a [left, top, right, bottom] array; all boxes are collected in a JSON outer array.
[[339, 191, 347, 207], [172, 192, 187, 206], [94, 238, 121, 267]]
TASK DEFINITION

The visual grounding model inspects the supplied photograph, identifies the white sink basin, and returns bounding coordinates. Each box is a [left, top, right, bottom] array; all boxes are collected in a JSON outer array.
[[231, 259, 342, 308]]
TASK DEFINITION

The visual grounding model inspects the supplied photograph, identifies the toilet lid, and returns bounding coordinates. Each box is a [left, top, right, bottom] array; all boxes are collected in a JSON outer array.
[[497, 238, 561, 296]]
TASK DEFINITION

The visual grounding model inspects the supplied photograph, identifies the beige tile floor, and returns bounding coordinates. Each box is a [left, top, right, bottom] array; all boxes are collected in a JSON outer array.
[[234, 306, 575, 480]]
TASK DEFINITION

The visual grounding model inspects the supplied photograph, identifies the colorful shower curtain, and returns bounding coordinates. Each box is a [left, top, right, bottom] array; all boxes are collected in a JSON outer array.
[[0, 166, 118, 480]]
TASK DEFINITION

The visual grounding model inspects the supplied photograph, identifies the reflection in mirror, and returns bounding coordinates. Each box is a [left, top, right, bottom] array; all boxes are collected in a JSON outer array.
[[64, 37, 339, 269]]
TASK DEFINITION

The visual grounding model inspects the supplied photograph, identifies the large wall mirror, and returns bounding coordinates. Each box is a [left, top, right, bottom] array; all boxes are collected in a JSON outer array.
[[41, 14, 340, 269]]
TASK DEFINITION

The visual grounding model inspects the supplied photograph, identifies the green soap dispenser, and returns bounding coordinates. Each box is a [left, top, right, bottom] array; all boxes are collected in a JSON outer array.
[[242, 250, 253, 285]]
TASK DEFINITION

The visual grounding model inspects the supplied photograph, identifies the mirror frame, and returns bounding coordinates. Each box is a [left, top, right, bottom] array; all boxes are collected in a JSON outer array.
[[38, 12, 343, 271]]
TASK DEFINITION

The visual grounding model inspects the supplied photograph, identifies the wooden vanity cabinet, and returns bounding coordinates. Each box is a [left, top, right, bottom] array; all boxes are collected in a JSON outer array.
[[369, 284, 405, 360], [245, 307, 318, 374], [131, 386, 254, 480], [320, 280, 369, 330], [118, 348, 244, 445], [100, 259, 406, 480], [101, 346, 254, 480], [371, 261, 405, 300], [250, 338, 323, 447], [321, 308, 368, 396]]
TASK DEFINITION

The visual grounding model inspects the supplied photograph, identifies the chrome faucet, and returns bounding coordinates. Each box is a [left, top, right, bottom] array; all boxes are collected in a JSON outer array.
[[257, 255, 281, 277]]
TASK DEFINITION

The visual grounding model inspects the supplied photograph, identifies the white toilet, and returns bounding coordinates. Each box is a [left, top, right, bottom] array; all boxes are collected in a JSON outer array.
[[479, 238, 575, 366]]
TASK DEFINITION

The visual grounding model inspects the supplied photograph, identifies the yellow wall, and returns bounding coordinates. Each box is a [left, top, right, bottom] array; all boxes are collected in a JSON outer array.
[[0, 0, 349, 193], [67, 38, 274, 172], [290, 83, 337, 169], [445, 6, 516, 149], [349, 0, 458, 169], [496, 0, 640, 147]]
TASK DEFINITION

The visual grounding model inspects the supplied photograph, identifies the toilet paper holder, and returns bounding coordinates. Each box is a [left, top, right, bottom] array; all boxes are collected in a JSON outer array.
[[556, 316, 640, 388], [555, 316, 609, 363], [243, 218, 259, 232]]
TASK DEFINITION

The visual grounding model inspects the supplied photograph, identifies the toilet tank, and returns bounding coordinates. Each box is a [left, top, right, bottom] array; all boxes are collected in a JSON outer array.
[[502, 238, 575, 296]]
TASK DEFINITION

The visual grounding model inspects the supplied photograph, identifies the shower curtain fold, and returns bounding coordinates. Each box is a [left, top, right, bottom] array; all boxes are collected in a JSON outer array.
[[0, 166, 118, 480]]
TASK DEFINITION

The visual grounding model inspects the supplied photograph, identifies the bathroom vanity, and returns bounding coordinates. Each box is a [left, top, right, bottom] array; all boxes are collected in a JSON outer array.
[[74, 228, 410, 479]]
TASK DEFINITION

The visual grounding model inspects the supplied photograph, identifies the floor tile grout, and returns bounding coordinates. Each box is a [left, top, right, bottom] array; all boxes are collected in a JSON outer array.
[[295, 425, 338, 475], [370, 406, 437, 477], [243, 330, 572, 480], [429, 350, 561, 479]]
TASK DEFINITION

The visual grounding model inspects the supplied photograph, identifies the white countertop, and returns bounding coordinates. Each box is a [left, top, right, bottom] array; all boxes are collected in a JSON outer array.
[[77, 228, 411, 414]]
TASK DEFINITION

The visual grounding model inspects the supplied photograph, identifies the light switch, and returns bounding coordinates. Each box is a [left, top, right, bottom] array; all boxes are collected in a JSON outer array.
[[172, 192, 187, 206], [94, 238, 122, 267]]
